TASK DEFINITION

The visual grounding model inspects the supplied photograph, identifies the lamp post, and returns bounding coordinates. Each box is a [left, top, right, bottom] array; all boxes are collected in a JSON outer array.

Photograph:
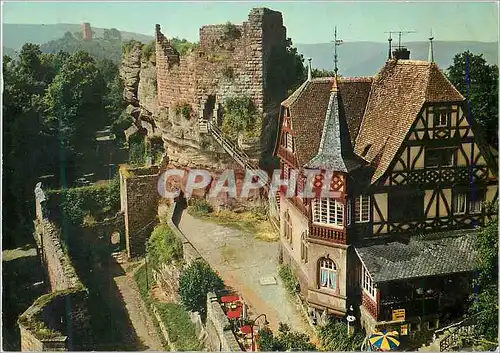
[[346, 305, 356, 336], [250, 313, 269, 352]]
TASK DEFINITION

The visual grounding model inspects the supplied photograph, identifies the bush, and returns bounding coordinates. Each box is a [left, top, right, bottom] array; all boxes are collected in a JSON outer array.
[[317, 320, 365, 351], [178, 260, 224, 315], [173, 102, 192, 119], [256, 323, 316, 351], [170, 37, 198, 56], [146, 224, 183, 271], [142, 40, 156, 62], [122, 39, 141, 55], [221, 96, 259, 139], [188, 198, 214, 217], [222, 22, 241, 41], [128, 134, 146, 166], [47, 177, 120, 225], [278, 264, 299, 294], [155, 303, 202, 351]]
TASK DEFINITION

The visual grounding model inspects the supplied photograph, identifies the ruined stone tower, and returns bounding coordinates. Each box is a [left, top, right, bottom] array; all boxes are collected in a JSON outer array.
[[155, 8, 288, 147]]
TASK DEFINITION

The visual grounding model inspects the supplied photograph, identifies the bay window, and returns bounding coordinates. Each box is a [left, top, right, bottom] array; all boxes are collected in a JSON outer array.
[[312, 198, 344, 227]]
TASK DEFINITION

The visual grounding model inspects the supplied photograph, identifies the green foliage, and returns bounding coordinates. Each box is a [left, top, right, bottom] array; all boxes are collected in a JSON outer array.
[[221, 96, 259, 139], [222, 65, 234, 80], [146, 224, 183, 271], [278, 264, 299, 294], [134, 264, 154, 301], [149, 136, 164, 164], [47, 177, 120, 225], [447, 51, 498, 148], [222, 22, 241, 41], [128, 134, 146, 166], [256, 323, 316, 351], [173, 102, 193, 119], [142, 40, 156, 62], [317, 320, 365, 351], [469, 219, 498, 343], [312, 68, 336, 78], [155, 303, 202, 351], [178, 260, 224, 315], [41, 31, 124, 63], [122, 39, 142, 55], [170, 37, 198, 56], [267, 37, 306, 102], [188, 198, 214, 217]]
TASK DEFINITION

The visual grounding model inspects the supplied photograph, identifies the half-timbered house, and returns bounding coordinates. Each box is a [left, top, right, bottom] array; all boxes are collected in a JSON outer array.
[[272, 46, 498, 337]]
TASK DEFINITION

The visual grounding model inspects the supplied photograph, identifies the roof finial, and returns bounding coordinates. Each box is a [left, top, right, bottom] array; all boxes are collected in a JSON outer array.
[[428, 29, 434, 63], [333, 26, 344, 76], [307, 58, 312, 81]]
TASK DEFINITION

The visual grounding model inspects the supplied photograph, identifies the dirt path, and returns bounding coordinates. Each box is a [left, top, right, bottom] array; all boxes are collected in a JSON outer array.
[[112, 260, 163, 351], [178, 211, 310, 333]]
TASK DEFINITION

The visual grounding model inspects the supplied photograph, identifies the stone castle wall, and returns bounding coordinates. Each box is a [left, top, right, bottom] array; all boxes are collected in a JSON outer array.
[[19, 194, 89, 351], [155, 8, 286, 120]]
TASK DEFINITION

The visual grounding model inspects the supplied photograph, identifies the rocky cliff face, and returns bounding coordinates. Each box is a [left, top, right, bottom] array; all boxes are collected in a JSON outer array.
[[120, 45, 238, 171]]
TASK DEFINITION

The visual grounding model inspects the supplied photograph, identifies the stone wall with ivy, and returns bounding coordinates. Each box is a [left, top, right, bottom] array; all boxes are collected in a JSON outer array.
[[19, 197, 90, 351], [155, 8, 286, 124]]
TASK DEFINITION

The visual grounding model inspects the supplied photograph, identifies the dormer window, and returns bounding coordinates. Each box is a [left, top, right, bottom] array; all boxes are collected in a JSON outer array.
[[312, 198, 344, 227]]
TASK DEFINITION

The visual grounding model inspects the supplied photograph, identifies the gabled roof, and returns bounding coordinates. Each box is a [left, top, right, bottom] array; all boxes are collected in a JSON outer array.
[[304, 77, 366, 172], [283, 77, 372, 166], [355, 229, 477, 283], [354, 60, 465, 183]]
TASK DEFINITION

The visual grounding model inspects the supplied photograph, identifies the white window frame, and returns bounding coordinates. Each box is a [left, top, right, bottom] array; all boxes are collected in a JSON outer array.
[[284, 211, 293, 245], [433, 110, 450, 127], [319, 258, 337, 291], [453, 191, 483, 215], [312, 198, 344, 228], [355, 195, 370, 223], [362, 266, 376, 299], [283, 163, 289, 180], [285, 132, 294, 151], [347, 199, 352, 226]]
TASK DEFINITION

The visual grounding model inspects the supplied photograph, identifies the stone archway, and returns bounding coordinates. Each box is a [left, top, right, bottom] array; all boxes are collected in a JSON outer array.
[[202, 95, 216, 122]]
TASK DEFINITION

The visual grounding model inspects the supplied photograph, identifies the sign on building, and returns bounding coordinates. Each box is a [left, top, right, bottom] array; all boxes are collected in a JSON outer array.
[[392, 309, 405, 322]]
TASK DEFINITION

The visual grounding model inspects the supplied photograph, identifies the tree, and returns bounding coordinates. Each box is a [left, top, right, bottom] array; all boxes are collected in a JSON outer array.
[[103, 28, 122, 42], [256, 323, 316, 351], [447, 51, 498, 148], [312, 68, 336, 78], [178, 260, 224, 316], [469, 216, 498, 344]]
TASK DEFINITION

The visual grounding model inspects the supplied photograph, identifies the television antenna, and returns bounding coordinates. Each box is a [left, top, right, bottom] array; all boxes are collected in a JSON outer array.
[[384, 30, 416, 50]]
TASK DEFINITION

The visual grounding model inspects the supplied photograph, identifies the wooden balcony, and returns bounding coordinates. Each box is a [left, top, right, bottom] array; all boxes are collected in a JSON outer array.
[[277, 145, 298, 167], [309, 223, 346, 244]]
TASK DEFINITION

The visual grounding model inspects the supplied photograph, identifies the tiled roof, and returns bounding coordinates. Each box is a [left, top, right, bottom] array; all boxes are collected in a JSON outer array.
[[285, 77, 372, 166], [354, 60, 465, 183], [304, 77, 367, 172], [355, 229, 477, 283]]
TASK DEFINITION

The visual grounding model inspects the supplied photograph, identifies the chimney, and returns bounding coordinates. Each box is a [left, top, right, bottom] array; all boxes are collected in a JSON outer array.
[[393, 47, 410, 60], [307, 58, 312, 81]]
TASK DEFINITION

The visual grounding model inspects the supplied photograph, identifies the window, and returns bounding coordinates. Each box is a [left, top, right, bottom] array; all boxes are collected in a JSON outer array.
[[453, 190, 484, 215], [285, 132, 294, 151], [362, 266, 375, 299], [453, 192, 467, 215], [319, 258, 337, 291], [433, 110, 451, 127], [283, 163, 289, 180], [312, 198, 344, 227], [301, 231, 308, 263], [355, 195, 370, 223], [389, 190, 424, 222], [425, 148, 455, 168], [347, 200, 352, 226], [284, 211, 292, 245], [289, 169, 297, 195]]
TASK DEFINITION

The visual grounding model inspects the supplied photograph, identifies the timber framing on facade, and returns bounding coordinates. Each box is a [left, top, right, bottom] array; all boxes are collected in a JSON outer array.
[[272, 48, 498, 337]]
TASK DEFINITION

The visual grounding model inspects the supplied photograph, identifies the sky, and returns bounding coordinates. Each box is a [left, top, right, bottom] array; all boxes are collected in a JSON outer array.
[[2, 1, 499, 44]]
